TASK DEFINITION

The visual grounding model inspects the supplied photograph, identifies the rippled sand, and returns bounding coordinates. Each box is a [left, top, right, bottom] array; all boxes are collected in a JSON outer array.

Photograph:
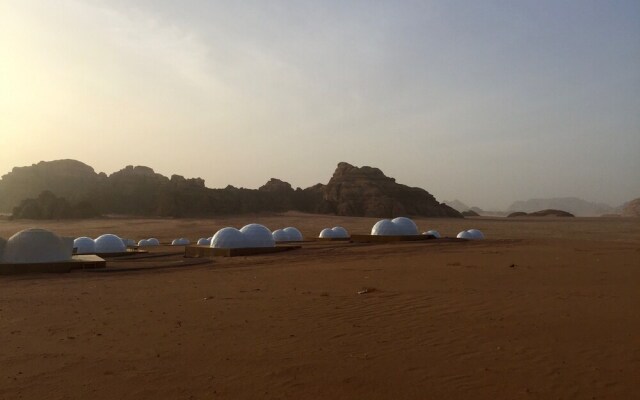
[[1, 214, 638, 399]]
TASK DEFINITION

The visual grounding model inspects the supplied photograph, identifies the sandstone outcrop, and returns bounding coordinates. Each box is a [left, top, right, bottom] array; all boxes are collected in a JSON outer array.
[[3, 160, 459, 218], [321, 162, 461, 218]]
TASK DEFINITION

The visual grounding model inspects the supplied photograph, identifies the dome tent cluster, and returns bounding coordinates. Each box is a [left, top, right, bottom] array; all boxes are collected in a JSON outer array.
[[371, 217, 419, 236], [72, 234, 204, 252], [138, 238, 160, 247], [73, 234, 129, 254], [272, 227, 303, 242], [318, 226, 349, 239], [1, 218, 487, 272], [210, 224, 275, 249], [205, 217, 484, 248], [366, 217, 483, 240]]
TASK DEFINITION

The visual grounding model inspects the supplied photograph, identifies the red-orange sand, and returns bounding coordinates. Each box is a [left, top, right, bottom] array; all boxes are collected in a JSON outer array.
[[1, 214, 639, 399]]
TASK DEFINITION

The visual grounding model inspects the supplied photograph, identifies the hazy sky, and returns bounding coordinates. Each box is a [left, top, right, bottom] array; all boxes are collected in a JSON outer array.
[[1, 0, 639, 209]]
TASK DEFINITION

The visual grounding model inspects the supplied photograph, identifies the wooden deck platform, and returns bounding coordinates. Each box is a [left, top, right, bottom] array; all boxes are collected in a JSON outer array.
[[184, 245, 301, 258], [94, 249, 148, 257], [314, 237, 351, 242], [0, 255, 106, 275], [349, 234, 438, 243]]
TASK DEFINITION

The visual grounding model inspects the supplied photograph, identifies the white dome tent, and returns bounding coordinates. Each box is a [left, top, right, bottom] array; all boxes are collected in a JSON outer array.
[[466, 229, 485, 240], [319, 226, 350, 239], [272, 227, 304, 242], [137, 238, 160, 246], [283, 227, 303, 241], [74, 237, 96, 254], [240, 224, 275, 247], [272, 229, 289, 242], [371, 220, 398, 235], [211, 224, 275, 249], [95, 234, 126, 253], [371, 217, 419, 236], [197, 237, 211, 246], [423, 230, 441, 238], [392, 217, 419, 234], [331, 226, 349, 238], [457, 229, 485, 240], [1, 228, 73, 264], [319, 228, 333, 238], [210, 227, 247, 249], [171, 238, 190, 246]]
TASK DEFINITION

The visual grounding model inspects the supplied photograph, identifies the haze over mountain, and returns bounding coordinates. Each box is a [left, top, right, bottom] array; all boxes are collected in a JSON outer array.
[[621, 198, 640, 217], [444, 200, 472, 213], [1, 1, 639, 210]]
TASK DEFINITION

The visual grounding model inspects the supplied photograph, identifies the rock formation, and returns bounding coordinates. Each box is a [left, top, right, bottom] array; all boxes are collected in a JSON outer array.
[[507, 197, 612, 217], [321, 162, 460, 218], [0, 159, 103, 212], [508, 209, 574, 218], [445, 200, 485, 216], [2, 160, 459, 218], [461, 210, 480, 217]]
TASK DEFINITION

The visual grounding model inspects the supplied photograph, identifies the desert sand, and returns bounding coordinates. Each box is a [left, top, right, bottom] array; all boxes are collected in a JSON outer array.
[[1, 214, 639, 399]]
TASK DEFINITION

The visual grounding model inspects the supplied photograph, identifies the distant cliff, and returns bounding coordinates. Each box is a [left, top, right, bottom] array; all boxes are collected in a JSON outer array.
[[507, 197, 613, 217], [0, 159, 461, 219], [507, 209, 575, 218]]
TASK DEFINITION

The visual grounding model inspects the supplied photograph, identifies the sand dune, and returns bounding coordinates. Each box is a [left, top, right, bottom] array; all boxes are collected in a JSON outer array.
[[1, 215, 639, 399]]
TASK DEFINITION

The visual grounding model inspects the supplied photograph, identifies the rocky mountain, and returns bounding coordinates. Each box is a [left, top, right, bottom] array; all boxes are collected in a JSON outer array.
[[444, 200, 490, 216], [621, 198, 640, 217], [0, 160, 459, 219], [321, 162, 460, 217], [0, 159, 104, 212], [444, 199, 471, 213], [461, 210, 480, 217], [508, 209, 575, 218], [507, 197, 613, 217]]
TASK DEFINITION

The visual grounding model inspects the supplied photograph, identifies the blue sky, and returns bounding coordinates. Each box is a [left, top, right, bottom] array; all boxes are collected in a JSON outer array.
[[1, 0, 638, 209]]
